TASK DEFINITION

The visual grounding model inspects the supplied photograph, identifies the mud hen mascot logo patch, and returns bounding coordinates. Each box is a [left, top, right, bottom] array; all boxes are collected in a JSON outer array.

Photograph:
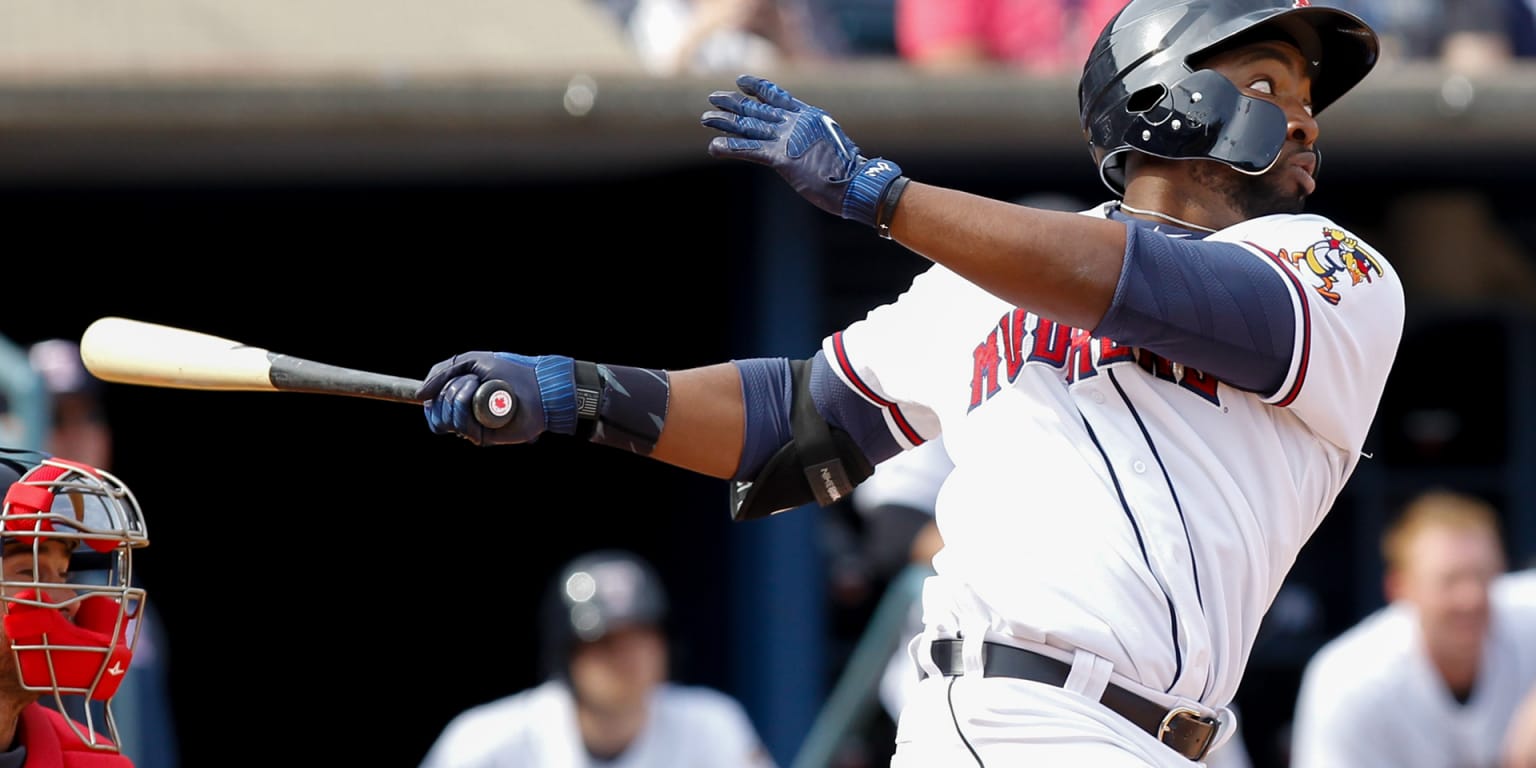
[[1280, 227, 1383, 305]]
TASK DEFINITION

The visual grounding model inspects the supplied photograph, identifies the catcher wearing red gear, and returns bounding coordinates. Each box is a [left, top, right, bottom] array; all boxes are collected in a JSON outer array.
[[0, 448, 149, 767]]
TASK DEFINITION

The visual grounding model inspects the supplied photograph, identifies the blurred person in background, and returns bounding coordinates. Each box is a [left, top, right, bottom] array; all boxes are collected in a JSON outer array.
[[1329, 0, 1523, 73], [418, 548, 776, 768], [1511, 685, 1536, 768], [23, 341, 176, 768], [850, 435, 946, 735], [1500, 568, 1536, 768], [1290, 490, 1536, 768], [621, 0, 845, 76], [0, 337, 37, 451], [1513, 0, 1536, 56], [26, 342, 110, 471], [894, 0, 1126, 74]]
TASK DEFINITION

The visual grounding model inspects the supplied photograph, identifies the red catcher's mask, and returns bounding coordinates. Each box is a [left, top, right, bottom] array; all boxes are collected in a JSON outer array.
[[0, 457, 148, 752]]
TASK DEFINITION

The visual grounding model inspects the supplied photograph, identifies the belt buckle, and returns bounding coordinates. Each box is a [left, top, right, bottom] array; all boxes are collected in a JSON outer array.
[[1157, 706, 1215, 760]]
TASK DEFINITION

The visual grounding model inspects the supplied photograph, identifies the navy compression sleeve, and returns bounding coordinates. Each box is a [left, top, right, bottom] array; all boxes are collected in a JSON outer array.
[[732, 358, 794, 480], [730, 353, 901, 481], [1093, 223, 1296, 394]]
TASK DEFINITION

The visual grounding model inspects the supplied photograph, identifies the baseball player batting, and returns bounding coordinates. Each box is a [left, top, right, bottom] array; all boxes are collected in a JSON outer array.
[[413, 0, 1404, 764]]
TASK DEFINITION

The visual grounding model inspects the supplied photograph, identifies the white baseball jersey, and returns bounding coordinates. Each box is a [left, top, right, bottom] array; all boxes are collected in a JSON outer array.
[[862, 437, 1255, 768], [1289, 570, 1536, 768], [418, 679, 777, 768], [823, 204, 1404, 732], [851, 434, 955, 521]]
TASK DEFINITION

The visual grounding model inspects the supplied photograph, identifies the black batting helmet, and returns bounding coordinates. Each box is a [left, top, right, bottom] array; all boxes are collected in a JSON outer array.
[[538, 549, 668, 677], [1078, 0, 1379, 196]]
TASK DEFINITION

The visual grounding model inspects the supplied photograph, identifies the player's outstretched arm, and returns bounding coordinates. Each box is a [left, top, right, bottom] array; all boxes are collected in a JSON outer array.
[[883, 182, 1128, 330], [701, 74, 1129, 331], [651, 363, 745, 477], [415, 352, 745, 479]]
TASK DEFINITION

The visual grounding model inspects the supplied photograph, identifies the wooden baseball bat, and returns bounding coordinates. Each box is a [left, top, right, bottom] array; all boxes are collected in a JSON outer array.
[[77, 316, 517, 428]]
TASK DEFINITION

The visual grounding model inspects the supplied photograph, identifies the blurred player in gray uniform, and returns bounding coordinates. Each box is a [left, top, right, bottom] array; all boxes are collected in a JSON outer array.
[[418, 549, 775, 768], [414, 0, 1403, 764]]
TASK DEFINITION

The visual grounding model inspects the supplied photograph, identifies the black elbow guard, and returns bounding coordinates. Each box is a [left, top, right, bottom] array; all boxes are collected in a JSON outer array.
[[729, 360, 874, 522]]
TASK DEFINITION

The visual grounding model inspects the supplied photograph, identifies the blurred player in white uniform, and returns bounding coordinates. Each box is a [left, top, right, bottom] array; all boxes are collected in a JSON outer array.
[[851, 437, 949, 723], [1290, 491, 1536, 768], [415, 0, 1403, 764], [418, 550, 775, 768], [1505, 567, 1536, 768]]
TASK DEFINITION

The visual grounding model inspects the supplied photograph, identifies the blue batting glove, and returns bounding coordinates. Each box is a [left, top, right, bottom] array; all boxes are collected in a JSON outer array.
[[701, 74, 903, 229], [416, 352, 578, 447]]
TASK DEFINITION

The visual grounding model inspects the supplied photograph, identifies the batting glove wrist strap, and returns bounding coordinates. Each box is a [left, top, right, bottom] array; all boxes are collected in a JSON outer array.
[[843, 158, 903, 230], [519, 354, 578, 436], [583, 363, 671, 456]]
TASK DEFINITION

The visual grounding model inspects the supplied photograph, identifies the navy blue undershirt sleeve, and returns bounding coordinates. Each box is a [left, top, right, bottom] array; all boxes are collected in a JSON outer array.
[[1092, 222, 1296, 394]]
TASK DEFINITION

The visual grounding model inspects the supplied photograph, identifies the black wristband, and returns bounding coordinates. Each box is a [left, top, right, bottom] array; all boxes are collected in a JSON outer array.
[[587, 364, 670, 456], [875, 175, 911, 240]]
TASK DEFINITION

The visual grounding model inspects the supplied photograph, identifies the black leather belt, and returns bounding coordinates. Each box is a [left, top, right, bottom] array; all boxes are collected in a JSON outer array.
[[928, 639, 1219, 762]]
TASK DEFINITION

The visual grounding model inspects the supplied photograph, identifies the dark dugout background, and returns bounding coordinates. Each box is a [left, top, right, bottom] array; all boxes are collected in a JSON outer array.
[[1, 66, 1535, 768], [0, 170, 750, 764]]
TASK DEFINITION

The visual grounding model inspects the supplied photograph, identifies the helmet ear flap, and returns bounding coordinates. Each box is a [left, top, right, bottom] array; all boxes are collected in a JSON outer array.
[[1123, 69, 1289, 175]]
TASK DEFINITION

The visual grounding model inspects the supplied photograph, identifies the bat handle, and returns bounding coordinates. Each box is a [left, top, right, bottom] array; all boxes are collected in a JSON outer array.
[[472, 379, 518, 429]]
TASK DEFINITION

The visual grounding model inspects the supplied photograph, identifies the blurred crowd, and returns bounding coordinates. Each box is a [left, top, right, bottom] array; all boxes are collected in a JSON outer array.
[[583, 0, 1536, 77]]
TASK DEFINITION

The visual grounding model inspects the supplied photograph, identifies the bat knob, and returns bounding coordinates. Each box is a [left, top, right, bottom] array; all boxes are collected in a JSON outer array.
[[472, 379, 518, 429]]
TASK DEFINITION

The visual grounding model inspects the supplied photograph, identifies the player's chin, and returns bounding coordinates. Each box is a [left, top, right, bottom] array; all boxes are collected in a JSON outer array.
[[1244, 171, 1311, 216]]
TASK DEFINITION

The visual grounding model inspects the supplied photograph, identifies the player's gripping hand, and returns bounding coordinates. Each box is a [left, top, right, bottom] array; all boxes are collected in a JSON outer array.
[[701, 74, 904, 230], [416, 352, 578, 447]]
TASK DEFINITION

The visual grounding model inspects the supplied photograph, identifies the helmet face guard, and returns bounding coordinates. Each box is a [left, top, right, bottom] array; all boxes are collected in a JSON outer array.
[[1116, 68, 1290, 176], [0, 456, 149, 752], [1078, 0, 1379, 196]]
